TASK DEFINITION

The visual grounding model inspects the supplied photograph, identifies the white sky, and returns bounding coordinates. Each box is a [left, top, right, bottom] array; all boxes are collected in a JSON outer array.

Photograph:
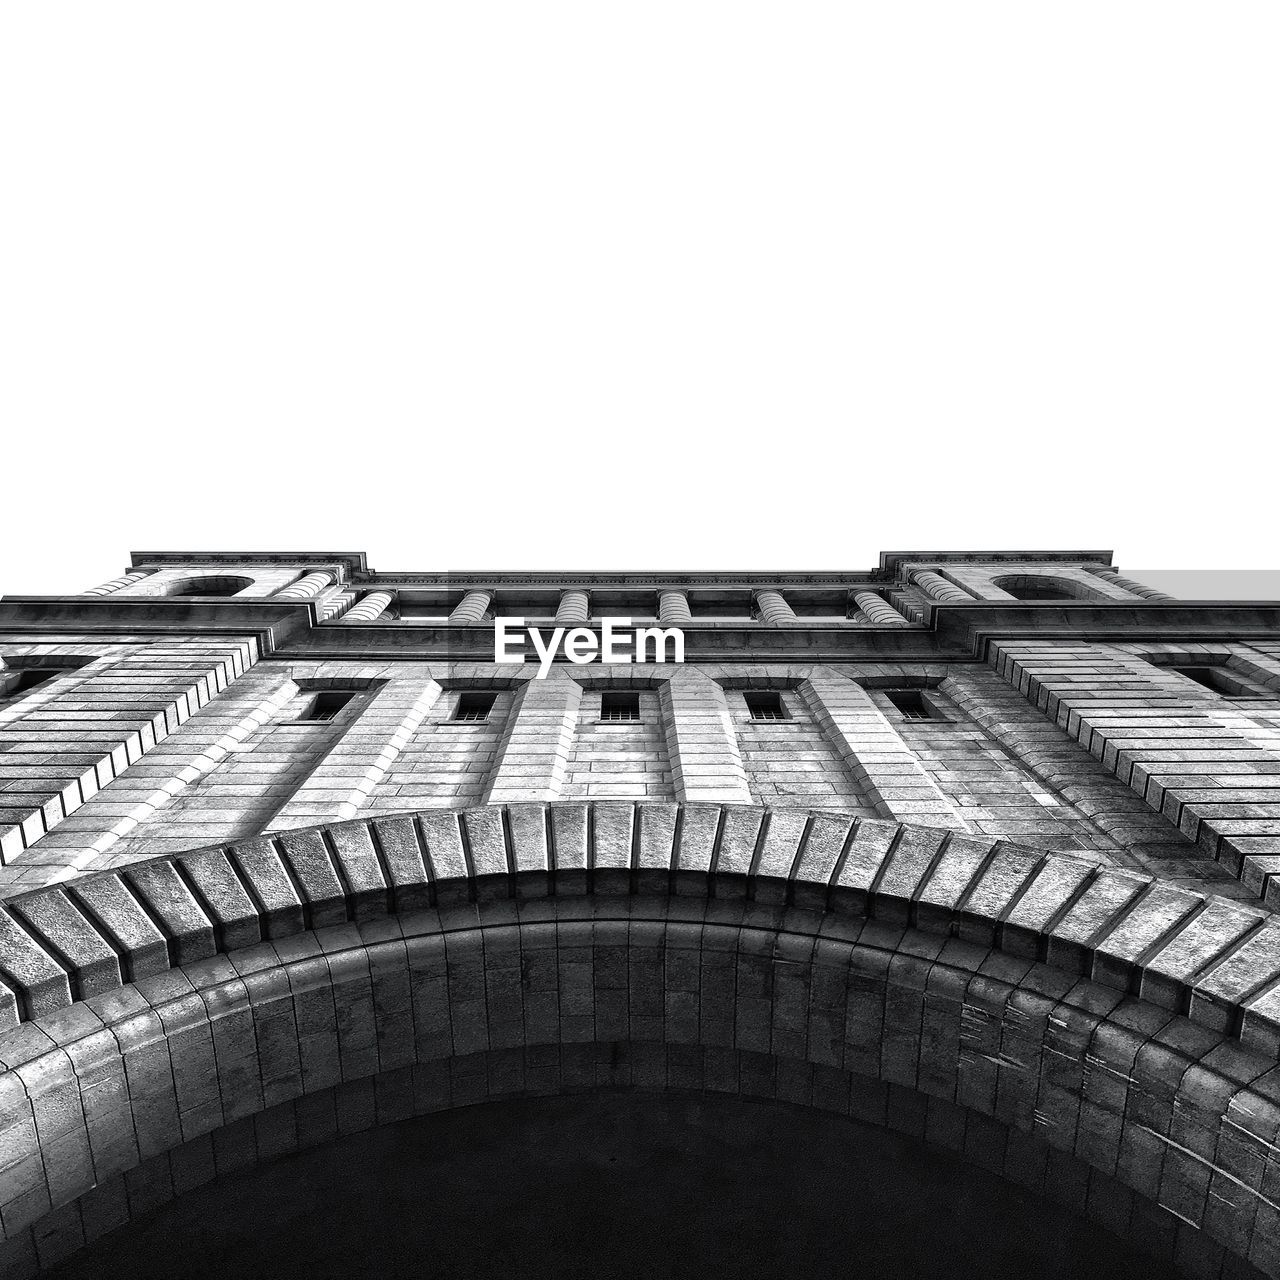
[[1, 4, 1277, 596]]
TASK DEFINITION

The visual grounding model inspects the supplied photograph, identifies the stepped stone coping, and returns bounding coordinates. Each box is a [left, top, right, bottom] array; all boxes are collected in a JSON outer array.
[[1, 801, 1279, 1054]]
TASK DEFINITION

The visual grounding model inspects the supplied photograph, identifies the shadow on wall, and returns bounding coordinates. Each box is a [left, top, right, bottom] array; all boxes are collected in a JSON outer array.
[[48, 1092, 1176, 1280]]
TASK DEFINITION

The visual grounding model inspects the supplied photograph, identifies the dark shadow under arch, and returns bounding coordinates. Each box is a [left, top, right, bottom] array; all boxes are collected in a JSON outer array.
[[48, 1085, 1182, 1280], [989, 574, 1105, 602], [164, 574, 255, 597]]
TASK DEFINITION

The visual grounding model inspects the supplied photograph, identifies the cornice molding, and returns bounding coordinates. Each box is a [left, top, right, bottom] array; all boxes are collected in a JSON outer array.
[[130, 551, 368, 575], [878, 550, 1114, 577]]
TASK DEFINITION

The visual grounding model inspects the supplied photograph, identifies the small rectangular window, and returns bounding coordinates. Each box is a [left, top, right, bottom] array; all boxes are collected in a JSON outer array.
[[299, 690, 358, 722], [0, 657, 89, 705], [600, 691, 641, 721], [0, 668, 58, 704], [884, 689, 932, 720], [454, 691, 497, 722], [745, 691, 787, 721], [1168, 665, 1259, 698]]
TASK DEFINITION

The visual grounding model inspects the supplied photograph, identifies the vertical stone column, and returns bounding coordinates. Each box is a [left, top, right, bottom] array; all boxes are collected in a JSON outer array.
[[344, 591, 394, 622], [800, 672, 970, 829], [555, 590, 590, 623], [484, 675, 582, 803], [273, 571, 334, 600], [84, 570, 151, 596], [852, 592, 910, 626], [658, 591, 692, 624], [1087, 566, 1174, 600], [450, 591, 493, 622], [658, 671, 752, 803], [910, 570, 976, 602], [753, 589, 796, 625], [270, 680, 443, 830]]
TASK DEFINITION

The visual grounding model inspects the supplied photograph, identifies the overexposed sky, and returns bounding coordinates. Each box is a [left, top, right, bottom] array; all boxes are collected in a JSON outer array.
[[1, 4, 1276, 596]]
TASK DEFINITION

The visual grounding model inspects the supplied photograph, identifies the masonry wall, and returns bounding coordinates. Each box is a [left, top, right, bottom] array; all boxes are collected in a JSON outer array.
[[0, 633, 260, 892], [726, 684, 876, 814], [3, 644, 1259, 901], [990, 639, 1280, 905], [363, 679, 512, 814], [33, 664, 519, 863], [562, 685, 674, 800], [97, 661, 334, 853], [866, 666, 1240, 897]]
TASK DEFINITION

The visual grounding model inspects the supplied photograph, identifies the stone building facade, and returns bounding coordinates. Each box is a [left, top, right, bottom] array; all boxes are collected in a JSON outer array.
[[2, 550, 1280, 1276]]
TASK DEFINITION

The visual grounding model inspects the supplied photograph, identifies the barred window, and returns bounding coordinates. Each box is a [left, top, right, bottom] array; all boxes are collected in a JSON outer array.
[[884, 689, 932, 720], [744, 691, 787, 721], [600, 691, 641, 721], [298, 690, 358, 722], [454, 691, 497, 722]]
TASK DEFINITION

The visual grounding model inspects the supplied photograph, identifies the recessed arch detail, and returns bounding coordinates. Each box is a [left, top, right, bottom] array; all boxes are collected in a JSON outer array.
[[162, 573, 256, 597], [1, 801, 1279, 1278], [989, 574, 1108, 602]]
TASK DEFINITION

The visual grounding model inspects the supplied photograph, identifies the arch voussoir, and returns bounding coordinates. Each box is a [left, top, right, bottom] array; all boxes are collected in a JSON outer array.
[[1, 802, 1279, 1279]]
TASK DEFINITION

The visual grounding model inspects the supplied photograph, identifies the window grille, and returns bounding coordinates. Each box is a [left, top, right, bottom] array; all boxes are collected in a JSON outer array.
[[298, 690, 358, 722], [600, 691, 641, 721], [745, 691, 787, 721], [884, 689, 932, 720], [454, 691, 497, 722]]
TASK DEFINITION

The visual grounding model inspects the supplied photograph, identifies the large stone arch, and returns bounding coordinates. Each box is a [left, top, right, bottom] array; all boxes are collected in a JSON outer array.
[[2, 802, 1280, 1278]]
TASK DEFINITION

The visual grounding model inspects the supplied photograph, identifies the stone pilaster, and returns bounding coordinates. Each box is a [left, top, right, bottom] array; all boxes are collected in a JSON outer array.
[[270, 680, 443, 830], [658, 671, 752, 803], [800, 672, 970, 829], [483, 675, 581, 803]]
